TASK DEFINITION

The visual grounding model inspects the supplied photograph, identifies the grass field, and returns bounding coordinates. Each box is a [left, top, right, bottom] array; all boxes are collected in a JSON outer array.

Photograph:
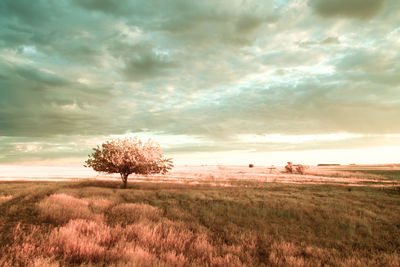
[[342, 170, 400, 181], [0, 166, 399, 266]]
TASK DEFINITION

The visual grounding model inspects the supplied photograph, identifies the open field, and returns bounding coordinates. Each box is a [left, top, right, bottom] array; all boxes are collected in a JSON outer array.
[[0, 165, 399, 266]]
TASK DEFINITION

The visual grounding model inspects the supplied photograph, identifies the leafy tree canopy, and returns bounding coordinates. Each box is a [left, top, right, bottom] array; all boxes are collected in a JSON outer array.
[[85, 137, 173, 188]]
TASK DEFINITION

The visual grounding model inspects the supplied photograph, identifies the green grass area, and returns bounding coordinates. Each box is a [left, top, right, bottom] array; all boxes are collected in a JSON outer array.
[[0, 180, 399, 266]]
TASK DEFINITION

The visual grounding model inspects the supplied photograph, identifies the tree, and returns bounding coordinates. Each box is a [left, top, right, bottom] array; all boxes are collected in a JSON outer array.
[[84, 137, 173, 188], [285, 162, 294, 173], [285, 162, 307, 175], [295, 164, 306, 175]]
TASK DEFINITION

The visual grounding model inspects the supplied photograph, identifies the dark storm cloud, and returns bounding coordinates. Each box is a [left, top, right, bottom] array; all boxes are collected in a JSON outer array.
[[0, 62, 115, 137], [309, 0, 385, 20], [71, 0, 131, 15], [0, 0, 60, 26], [112, 43, 179, 81], [73, 0, 279, 48], [0, 0, 115, 67]]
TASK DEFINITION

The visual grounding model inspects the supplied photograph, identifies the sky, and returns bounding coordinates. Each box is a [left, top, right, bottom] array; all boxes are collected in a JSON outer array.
[[0, 0, 400, 167]]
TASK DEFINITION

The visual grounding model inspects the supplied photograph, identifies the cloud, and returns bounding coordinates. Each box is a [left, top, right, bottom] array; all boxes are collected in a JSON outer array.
[[72, 0, 131, 15], [0, 61, 115, 137], [298, 36, 340, 47], [309, 0, 385, 20], [113, 43, 179, 81], [162, 81, 400, 138], [0, 0, 399, 163], [333, 48, 399, 73]]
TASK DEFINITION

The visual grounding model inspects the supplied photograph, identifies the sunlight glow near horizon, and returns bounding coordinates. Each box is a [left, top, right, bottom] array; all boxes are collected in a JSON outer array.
[[171, 146, 400, 166], [2, 146, 399, 175]]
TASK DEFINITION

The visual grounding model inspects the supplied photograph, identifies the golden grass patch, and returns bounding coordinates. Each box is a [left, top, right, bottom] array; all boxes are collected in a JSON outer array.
[[37, 194, 101, 224], [108, 203, 162, 224], [0, 195, 12, 204], [86, 198, 114, 213]]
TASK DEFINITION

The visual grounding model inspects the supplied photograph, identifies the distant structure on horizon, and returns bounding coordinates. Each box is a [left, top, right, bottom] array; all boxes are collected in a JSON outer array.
[[317, 164, 341, 167]]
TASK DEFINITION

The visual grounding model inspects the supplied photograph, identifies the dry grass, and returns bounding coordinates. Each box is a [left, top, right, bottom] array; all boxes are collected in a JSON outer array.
[[108, 203, 162, 224], [0, 216, 243, 265], [49, 219, 124, 263], [37, 193, 102, 224], [87, 198, 114, 213], [268, 241, 399, 267], [0, 171, 399, 266], [305, 168, 384, 180], [0, 195, 12, 204], [2, 218, 399, 266], [0, 223, 53, 267]]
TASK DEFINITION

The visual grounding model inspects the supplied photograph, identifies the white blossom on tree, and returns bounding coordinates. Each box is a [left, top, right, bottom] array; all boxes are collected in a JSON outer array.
[[85, 137, 173, 188]]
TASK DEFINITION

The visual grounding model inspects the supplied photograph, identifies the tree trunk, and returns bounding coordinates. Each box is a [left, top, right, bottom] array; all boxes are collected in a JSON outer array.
[[120, 173, 129, 189]]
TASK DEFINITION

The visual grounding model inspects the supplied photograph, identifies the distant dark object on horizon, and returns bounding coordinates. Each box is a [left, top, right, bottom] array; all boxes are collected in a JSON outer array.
[[318, 164, 341, 166], [249, 164, 254, 168]]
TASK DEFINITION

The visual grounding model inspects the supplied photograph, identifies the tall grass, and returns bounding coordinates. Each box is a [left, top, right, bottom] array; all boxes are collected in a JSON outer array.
[[0, 180, 399, 266], [37, 194, 101, 224], [108, 203, 162, 224], [0, 195, 12, 204]]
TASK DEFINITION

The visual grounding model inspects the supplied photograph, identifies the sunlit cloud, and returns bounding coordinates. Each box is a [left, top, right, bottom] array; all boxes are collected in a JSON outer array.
[[237, 133, 364, 144], [14, 144, 43, 153]]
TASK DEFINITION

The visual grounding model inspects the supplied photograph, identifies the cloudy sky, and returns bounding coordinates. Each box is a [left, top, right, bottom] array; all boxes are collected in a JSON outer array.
[[0, 0, 399, 166]]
